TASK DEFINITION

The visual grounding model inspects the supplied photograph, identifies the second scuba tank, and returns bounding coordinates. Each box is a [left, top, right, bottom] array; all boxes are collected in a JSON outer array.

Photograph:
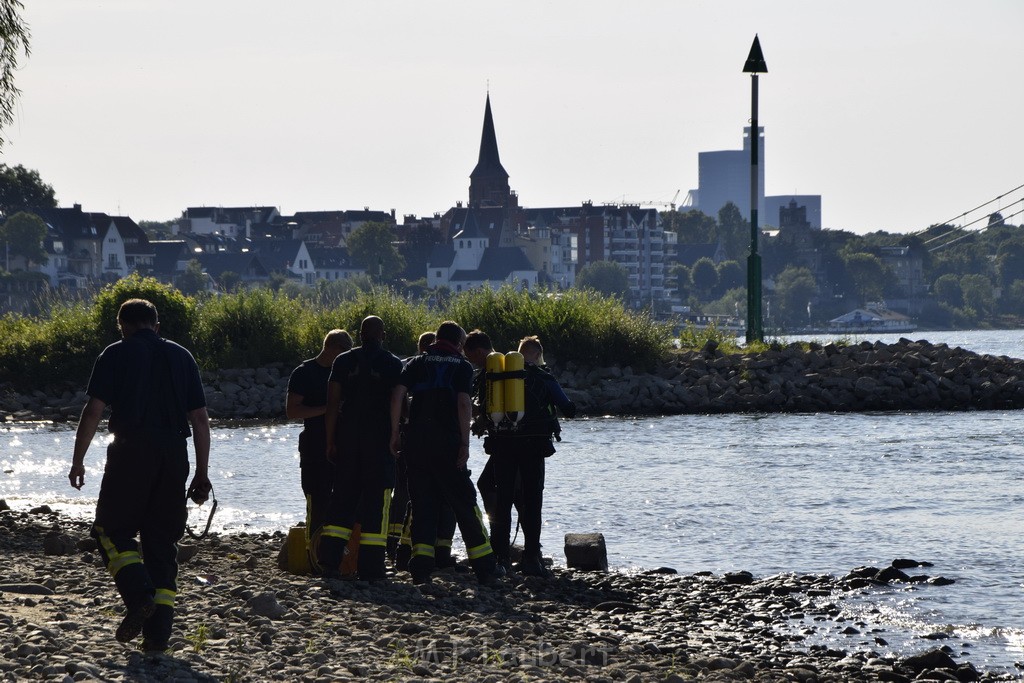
[[504, 351, 525, 425], [486, 351, 505, 426], [285, 526, 311, 575]]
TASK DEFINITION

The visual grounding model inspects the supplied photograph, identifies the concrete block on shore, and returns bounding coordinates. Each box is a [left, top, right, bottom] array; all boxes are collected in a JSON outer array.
[[564, 532, 608, 571]]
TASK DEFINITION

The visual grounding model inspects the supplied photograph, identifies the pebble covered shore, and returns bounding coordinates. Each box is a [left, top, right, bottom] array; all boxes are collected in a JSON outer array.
[[1, 507, 1017, 682]]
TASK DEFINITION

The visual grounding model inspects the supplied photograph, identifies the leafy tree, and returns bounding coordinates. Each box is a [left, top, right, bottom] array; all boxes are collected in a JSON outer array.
[[0, 210, 46, 265], [715, 260, 744, 294], [949, 305, 979, 328], [960, 274, 995, 317], [266, 272, 288, 292], [716, 202, 749, 261], [668, 262, 690, 299], [703, 287, 746, 318], [175, 259, 207, 296], [995, 238, 1024, 289], [0, 1, 29, 148], [219, 270, 241, 292], [397, 223, 441, 280], [774, 266, 817, 326], [928, 237, 989, 282], [575, 260, 629, 299], [1006, 280, 1024, 314], [93, 273, 196, 345], [672, 209, 718, 244], [932, 273, 963, 308], [848, 229, 913, 252], [841, 252, 890, 305], [689, 257, 719, 297], [402, 277, 430, 299], [347, 221, 404, 281], [0, 164, 56, 217]]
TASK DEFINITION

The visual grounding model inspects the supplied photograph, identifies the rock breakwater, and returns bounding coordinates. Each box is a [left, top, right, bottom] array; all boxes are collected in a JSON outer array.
[[2, 339, 1023, 422], [559, 338, 1024, 415]]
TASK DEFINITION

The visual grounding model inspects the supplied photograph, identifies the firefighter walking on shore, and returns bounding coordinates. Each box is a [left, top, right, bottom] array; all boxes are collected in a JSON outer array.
[[68, 298, 211, 651]]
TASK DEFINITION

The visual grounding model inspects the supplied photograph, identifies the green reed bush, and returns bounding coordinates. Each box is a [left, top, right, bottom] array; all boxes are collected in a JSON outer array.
[[0, 283, 680, 388], [288, 287, 434, 359], [292, 307, 349, 359], [0, 301, 100, 386], [677, 321, 743, 354], [193, 289, 308, 369], [331, 288, 435, 358], [1, 277, 195, 388], [0, 313, 39, 384], [442, 286, 673, 369]]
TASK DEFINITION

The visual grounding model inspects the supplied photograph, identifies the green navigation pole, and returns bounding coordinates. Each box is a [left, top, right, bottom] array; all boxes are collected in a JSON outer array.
[[743, 35, 767, 344]]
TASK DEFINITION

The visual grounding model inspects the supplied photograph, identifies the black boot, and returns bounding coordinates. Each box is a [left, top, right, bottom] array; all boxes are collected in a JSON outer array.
[[517, 552, 551, 578], [408, 554, 434, 585], [434, 545, 456, 569]]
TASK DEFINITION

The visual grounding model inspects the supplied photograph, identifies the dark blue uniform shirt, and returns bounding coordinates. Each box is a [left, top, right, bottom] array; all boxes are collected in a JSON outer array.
[[86, 328, 206, 439]]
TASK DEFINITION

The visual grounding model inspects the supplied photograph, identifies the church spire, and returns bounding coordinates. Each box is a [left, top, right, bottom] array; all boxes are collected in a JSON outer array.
[[474, 94, 506, 175], [469, 93, 510, 207]]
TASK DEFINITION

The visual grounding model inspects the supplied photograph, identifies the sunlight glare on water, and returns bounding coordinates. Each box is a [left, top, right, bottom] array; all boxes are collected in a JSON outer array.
[[3, 412, 1023, 674]]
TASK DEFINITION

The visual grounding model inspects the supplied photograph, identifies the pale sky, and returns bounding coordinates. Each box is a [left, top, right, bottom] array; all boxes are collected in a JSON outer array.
[[4, 0, 1022, 234]]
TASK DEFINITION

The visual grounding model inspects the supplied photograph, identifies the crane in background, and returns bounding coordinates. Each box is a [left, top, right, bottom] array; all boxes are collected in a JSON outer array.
[[645, 190, 681, 234], [600, 190, 682, 234], [601, 189, 681, 213]]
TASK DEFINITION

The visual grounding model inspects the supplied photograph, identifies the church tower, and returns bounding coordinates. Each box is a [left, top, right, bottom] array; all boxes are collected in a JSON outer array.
[[469, 94, 512, 208]]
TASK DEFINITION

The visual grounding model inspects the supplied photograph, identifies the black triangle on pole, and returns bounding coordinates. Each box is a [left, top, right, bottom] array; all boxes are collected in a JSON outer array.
[[743, 35, 767, 73]]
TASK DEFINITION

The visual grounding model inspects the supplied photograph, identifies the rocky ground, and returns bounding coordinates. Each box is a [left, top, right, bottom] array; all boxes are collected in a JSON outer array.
[[1, 507, 1018, 682]]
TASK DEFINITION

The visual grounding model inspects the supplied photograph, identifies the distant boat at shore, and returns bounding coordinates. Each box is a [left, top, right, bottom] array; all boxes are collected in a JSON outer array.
[[825, 307, 917, 334]]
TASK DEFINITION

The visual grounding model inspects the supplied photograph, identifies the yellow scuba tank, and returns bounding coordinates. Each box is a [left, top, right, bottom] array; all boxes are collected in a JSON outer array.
[[286, 526, 311, 575], [486, 351, 506, 426], [504, 351, 525, 425]]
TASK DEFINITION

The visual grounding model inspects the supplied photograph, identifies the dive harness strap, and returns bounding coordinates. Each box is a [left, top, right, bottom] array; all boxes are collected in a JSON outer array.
[[485, 369, 527, 381]]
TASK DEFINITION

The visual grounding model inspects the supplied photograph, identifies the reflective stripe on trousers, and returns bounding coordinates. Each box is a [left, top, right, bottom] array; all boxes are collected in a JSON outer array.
[[321, 525, 352, 542], [154, 588, 176, 608], [94, 525, 143, 578]]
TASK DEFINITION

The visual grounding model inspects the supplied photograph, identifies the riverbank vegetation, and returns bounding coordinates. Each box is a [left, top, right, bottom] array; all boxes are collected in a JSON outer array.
[[0, 275, 738, 389]]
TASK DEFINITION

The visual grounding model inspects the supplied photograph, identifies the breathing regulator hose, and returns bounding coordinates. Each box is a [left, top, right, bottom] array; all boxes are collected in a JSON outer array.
[[185, 481, 217, 541]]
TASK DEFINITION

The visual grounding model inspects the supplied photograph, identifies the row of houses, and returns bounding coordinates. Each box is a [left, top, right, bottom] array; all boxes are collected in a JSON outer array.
[[12, 204, 339, 292], [3, 95, 679, 311], [13, 196, 666, 303], [9, 95, 931, 320]]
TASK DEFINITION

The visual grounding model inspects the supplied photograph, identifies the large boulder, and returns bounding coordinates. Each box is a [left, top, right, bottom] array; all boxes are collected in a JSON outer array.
[[564, 532, 608, 571]]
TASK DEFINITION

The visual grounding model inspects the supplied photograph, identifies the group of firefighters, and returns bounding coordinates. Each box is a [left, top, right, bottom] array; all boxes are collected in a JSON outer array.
[[67, 299, 576, 651], [286, 316, 577, 586]]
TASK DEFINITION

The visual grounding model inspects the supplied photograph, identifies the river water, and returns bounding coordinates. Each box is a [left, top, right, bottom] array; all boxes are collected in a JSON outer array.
[[2, 329, 1022, 676]]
